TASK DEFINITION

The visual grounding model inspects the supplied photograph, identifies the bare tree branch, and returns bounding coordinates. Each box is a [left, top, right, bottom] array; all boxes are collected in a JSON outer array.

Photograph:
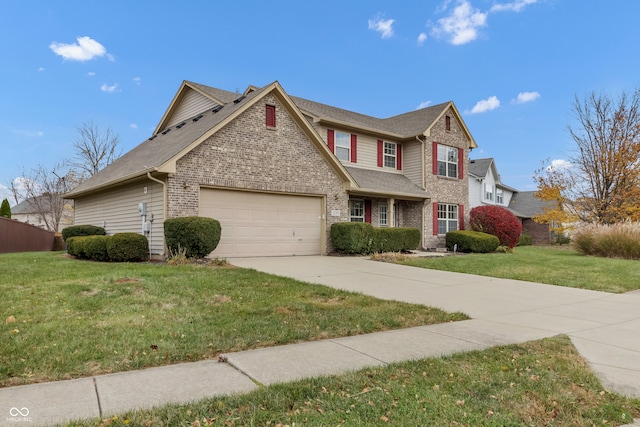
[[66, 120, 121, 179]]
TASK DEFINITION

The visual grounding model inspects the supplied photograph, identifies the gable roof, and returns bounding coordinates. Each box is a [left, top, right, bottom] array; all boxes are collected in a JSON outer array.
[[345, 167, 428, 200], [469, 157, 518, 192], [508, 191, 553, 218]]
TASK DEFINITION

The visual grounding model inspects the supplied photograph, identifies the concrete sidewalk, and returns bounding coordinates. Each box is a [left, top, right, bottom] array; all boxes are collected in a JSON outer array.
[[1, 256, 638, 426]]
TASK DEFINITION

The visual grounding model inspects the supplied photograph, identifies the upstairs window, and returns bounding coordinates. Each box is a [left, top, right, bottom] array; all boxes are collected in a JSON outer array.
[[335, 131, 351, 161], [496, 188, 504, 205], [484, 183, 494, 201], [437, 144, 458, 178], [265, 105, 276, 127], [384, 142, 396, 168]]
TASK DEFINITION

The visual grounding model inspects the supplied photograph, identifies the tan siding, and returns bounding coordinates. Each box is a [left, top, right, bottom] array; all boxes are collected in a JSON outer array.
[[403, 140, 423, 187], [166, 89, 218, 128], [74, 180, 165, 255]]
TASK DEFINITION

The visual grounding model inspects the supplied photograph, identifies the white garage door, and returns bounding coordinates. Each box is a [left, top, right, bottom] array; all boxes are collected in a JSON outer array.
[[200, 189, 323, 257]]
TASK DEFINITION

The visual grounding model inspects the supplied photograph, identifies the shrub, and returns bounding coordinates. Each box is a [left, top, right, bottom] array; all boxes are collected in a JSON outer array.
[[573, 222, 640, 259], [446, 230, 500, 253], [371, 228, 421, 253], [469, 205, 522, 249], [106, 233, 149, 262], [62, 225, 106, 241], [517, 234, 532, 246], [0, 198, 11, 218], [83, 235, 110, 261], [331, 222, 374, 254], [164, 216, 221, 259], [66, 236, 91, 259], [53, 233, 65, 251]]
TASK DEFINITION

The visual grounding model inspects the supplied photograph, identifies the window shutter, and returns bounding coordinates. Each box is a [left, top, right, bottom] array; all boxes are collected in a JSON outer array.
[[396, 144, 402, 170], [365, 200, 372, 223], [432, 142, 438, 175], [265, 105, 276, 127], [432, 202, 439, 235], [351, 134, 357, 163], [377, 140, 383, 167], [458, 204, 465, 230], [327, 129, 335, 153], [458, 148, 464, 179]]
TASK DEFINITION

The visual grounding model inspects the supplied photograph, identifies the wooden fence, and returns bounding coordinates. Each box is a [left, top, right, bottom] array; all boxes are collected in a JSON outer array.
[[0, 217, 55, 253]]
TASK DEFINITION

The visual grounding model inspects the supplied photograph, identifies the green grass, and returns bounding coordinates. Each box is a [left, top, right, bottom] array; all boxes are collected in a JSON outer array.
[[62, 336, 640, 427], [0, 252, 466, 387], [400, 246, 640, 293]]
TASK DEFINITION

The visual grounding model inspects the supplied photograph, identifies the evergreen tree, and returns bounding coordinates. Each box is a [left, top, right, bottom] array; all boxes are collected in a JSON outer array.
[[0, 198, 11, 218]]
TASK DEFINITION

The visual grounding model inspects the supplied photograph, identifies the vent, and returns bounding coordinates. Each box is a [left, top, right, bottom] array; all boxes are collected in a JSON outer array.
[[148, 135, 157, 141], [233, 95, 246, 104], [212, 105, 223, 113], [161, 128, 171, 135], [192, 114, 204, 122], [176, 122, 186, 129]]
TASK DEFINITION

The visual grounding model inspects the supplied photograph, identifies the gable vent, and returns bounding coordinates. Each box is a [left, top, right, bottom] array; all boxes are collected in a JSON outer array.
[[212, 105, 223, 113], [192, 114, 204, 122], [233, 95, 246, 104], [148, 135, 157, 141], [161, 128, 171, 135], [176, 122, 187, 129]]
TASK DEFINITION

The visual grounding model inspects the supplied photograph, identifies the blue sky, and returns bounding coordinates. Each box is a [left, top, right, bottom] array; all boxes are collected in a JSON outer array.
[[2, 0, 640, 202]]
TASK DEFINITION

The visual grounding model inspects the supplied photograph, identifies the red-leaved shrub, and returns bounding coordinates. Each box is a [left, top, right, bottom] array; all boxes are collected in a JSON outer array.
[[469, 205, 522, 248]]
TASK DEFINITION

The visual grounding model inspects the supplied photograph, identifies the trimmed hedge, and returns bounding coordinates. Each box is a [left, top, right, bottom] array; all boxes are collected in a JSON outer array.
[[164, 216, 222, 259], [106, 233, 149, 262], [62, 225, 106, 241], [68, 233, 148, 262], [446, 230, 500, 253], [331, 222, 421, 254]]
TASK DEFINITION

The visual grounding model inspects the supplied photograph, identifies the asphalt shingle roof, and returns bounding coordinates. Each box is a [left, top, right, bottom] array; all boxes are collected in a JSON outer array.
[[508, 191, 552, 218], [345, 167, 427, 198]]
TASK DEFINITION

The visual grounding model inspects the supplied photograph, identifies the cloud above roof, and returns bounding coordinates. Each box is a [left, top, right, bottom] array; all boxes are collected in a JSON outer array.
[[468, 96, 501, 114], [515, 91, 541, 103], [368, 16, 395, 39], [49, 36, 112, 62], [491, 0, 538, 13]]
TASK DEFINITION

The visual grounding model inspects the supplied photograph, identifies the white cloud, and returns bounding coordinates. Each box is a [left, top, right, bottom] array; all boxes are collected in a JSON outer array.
[[491, 0, 537, 13], [368, 17, 395, 39], [133, 77, 141, 85], [548, 159, 572, 171], [515, 91, 540, 103], [417, 100, 433, 109], [417, 32, 428, 45], [433, 0, 487, 45], [13, 129, 43, 138], [129, 123, 138, 129], [101, 83, 119, 93], [87, 71, 96, 77], [38, 67, 45, 72], [49, 36, 109, 62], [469, 96, 501, 114]]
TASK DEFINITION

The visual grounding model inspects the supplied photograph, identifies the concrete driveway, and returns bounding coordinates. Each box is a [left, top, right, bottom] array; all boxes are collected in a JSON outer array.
[[230, 255, 640, 397]]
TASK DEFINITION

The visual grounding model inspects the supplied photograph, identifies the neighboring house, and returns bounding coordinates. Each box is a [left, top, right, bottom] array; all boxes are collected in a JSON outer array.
[[66, 80, 477, 258], [468, 158, 518, 209], [508, 191, 553, 244], [11, 196, 74, 233]]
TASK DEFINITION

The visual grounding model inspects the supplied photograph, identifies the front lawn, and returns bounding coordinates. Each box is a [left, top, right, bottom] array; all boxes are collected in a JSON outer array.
[[63, 336, 640, 427], [0, 252, 466, 387], [400, 246, 640, 293]]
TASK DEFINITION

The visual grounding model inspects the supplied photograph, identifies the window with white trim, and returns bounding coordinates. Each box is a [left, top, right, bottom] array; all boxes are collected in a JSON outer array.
[[335, 131, 350, 162], [379, 205, 388, 227], [484, 183, 494, 201], [437, 144, 458, 178], [496, 188, 504, 205], [349, 200, 364, 222], [437, 203, 459, 234], [384, 142, 396, 168]]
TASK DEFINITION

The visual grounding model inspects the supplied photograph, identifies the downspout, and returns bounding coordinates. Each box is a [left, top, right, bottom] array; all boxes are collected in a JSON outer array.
[[147, 171, 167, 258]]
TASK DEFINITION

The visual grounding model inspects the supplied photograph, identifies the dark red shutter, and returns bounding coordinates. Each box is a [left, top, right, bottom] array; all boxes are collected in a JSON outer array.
[[458, 148, 464, 179], [432, 203, 439, 235], [377, 140, 383, 167], [327, 129, 335, 153], [365, 200, 372, 224], [265, 105, 276, 127], [351, 134, 357, 163], [432, 142, 438, 175], [396, 144, 402, 170], [458, 204, 465, 230]]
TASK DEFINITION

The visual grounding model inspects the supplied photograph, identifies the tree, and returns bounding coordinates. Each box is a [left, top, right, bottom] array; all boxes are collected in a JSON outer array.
[[15, 165, 78, 232], [67, 120, 121, 179], [534, 90, 640, 225], [0, 198, 10, 218], [469, 205, 522, 248]]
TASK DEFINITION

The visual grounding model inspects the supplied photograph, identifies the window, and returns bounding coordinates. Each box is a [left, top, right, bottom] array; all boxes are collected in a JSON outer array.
[[265, 105, 276, 127], [496, 188, 504, 205], [437, 144, 458, 178], [484, 183, 494, 201], [335, 131, 350, 162], [445, 115, 451, 131], [437, 203, 458, 234], [379, 205, 388, 227], [384, 142, 396, 168], [349, 200, 364, 222]]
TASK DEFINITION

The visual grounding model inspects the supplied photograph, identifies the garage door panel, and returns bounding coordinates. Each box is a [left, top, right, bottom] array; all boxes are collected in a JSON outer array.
[[199, 189, 322, 257]]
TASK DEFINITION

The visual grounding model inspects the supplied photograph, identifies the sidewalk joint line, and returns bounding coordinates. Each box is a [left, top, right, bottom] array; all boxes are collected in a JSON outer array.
[[93, 377, 103, 418]]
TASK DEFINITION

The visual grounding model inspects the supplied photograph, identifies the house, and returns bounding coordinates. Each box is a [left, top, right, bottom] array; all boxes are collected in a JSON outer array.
[[11, 195, 73, 233], [508, 191, 553, 244], [468, 158, 518, 209], [66, 80, 477, 258]]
